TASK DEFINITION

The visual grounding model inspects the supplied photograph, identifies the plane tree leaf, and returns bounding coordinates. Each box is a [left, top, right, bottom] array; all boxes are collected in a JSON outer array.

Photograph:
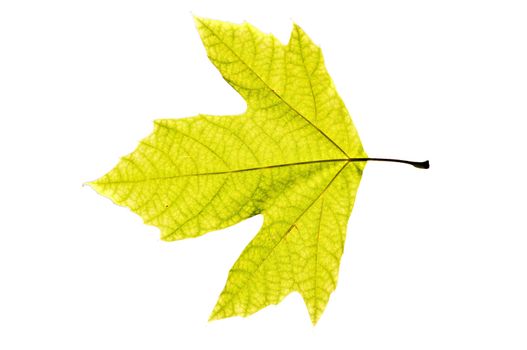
[[89, 17, 418, 324]]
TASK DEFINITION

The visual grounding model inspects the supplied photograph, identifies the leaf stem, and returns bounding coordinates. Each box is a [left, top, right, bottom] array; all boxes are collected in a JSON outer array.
[[349, 158, 430, 169]]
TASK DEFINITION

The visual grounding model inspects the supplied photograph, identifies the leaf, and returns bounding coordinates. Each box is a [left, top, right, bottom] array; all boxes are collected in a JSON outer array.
[[90, 17, 368, 325]]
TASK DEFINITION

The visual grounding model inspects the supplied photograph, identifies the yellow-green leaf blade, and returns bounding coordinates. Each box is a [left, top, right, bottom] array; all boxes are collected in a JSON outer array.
[[90, 17, 368, 324]]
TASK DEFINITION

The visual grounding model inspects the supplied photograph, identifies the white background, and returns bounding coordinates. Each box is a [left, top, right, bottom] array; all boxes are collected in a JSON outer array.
[[1, 0, 526, 349]]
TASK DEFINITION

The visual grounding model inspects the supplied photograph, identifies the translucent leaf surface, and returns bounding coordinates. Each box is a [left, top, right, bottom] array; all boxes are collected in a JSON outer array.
[[90, 17, 367, 324]]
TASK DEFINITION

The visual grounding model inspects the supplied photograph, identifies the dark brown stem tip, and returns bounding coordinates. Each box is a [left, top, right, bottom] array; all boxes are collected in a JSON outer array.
[[414, 160, 430, 169]]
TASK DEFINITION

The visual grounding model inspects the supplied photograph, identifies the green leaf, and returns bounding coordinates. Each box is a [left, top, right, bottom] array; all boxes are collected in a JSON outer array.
[[90, 17, 368, 324]]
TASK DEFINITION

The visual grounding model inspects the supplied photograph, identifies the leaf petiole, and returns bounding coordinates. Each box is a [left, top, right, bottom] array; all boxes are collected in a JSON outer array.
[[349, 158, 430, 169]]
